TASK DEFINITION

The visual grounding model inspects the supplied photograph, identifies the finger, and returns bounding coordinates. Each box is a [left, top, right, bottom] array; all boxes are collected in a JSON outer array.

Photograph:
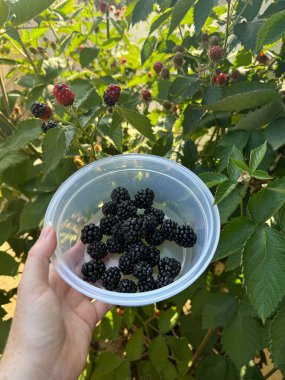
[[92, 301, 113, 325], [20, 223, 56, 290]]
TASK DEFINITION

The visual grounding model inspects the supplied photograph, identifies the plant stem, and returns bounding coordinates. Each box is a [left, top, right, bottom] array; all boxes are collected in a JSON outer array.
[[0, 73, 11, 115], [239, 182, 249, 217], [0, 110, 16, 131], [223, 0, 231, 53], [16, 31, 40, 76], [188, 328, 215, 371], [106, 0, 110, 40], [264, 367, 279, 379]]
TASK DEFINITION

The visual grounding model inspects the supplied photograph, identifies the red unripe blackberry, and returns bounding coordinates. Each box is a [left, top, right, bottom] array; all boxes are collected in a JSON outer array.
[[153, 61, 163, 75], [216, 73, 228, 86], [140, 88, 152, 101], [103, 84, 121, 107], [30, 101, 52, 120], [231, 69, 240, 80], [147, 71, 152, 78], [121, 57, 127, 64], [53, 83, 75, 106], [209, 45, 223, 62], [99, 2, 107, 13]]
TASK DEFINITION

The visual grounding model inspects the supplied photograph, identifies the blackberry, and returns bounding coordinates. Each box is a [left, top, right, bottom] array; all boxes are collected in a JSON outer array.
[[173, 52, 184, 68], [158, 257, 181, 278], [102, 201, 117, 216], [160, 219, 178, 241], [103, 92, 117, 107], [144, 207, 165, 225], [145, 229, 165, 246], [142, 214, 158, 233], [102, 267, 121, 291], [53, 83, 75, 106], [133, 261, 153, 281], [81, 258, 105, 283], [156, 273, 174, 288], [103, 84, 121, 107], [111, 223, 124, 240], [106, 237, 125, 254], [87, 241, 107, 259], [30, 101, 52, 120], [134, 188, 154, 209], [117, 200, 137, 220], [163, 100, 172, 110], [210, 35, 220, 46], [119, 253, 135, 275], [201, 33, 209, 43], [111, 186, 130, 204], [145, 246, 160, 267], [175, 225, 197, 247], [160, 67, 170, 80], [141, 88, 152, 101], [173, 45, 185, 53], [122, 217, 145, 243], [118, 279, 137, 293], [81, 223, 103, 244], [153, 61, 163, 75], [209, 45, 223, 62], [100, 215, 119, 235], [41, 120, 57, 133], [138, 276, 156, 292], [125, 241, 147, 262]]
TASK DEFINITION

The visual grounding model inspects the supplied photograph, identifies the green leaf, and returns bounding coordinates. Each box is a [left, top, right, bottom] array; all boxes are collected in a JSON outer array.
[[235, 99, 285, 131], [236, 0, 263, 22], [227, 146, 244, 182], [158, 307, 179, 334], [93, 352, 122, 377], [203, 86, 222, 105], [132, 0, 154, 25], [19, 193, 53, 233], [141, 36, 157, 65], [205, 89, 279, 112], [265, 118, 285, 150], [169, 76, 200, 102], [42, 128, 67, 174], [270, 307, 285, 370], [79, 47, 99, 67], [0, 319, 11, 353], [168, 0, 195, 36], [199, 172, 228, 189], [214, 217, 256, 261], [234, 21, 263, 51], [218, 190, 240, 224], [113, 360, 131, 380], [167, 336, 192, 361], [161, 361, 177, 380], [0, 252, 19, 276], [249, 142, 267, 173], [196, 356, 228, 380], [222, 308, 263, 368], [202, 293, 238, 329], [149, 336, 169, 372], [248, 177, 285, 224], [18, 75, 46, 88], [243, 227, 285, 321], [214, 181, 237, 205], [126, 328, 144, 361], [256, 10, 285, 52], [0, 151, 26, 176], [194, 0, 217, 35], [0, 58, 21, 65], [115, 106, 154, 141], [149, 10, 172, 35], [231, 159, 249, 172], [234, 50, 252, 67], [182, 107, 205, 134], [0, 0, 8, 27], [251, 170, 272, 180]]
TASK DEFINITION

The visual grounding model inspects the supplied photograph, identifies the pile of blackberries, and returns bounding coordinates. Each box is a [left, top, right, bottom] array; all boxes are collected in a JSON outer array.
[[80, 186, 197, 293]]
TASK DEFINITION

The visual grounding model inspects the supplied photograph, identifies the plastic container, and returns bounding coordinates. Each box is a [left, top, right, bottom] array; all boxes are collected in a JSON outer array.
[[44, 154, 220, 306]]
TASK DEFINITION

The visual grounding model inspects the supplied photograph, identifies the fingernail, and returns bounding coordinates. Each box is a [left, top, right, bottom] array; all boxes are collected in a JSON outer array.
[[40, 222, 53, 239]]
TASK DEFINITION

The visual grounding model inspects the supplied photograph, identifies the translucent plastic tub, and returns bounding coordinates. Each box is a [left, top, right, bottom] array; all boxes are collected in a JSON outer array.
[[44, 154, 220, 306]]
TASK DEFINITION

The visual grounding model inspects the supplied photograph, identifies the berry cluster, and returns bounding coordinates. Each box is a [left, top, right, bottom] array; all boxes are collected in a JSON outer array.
[[53, 83, 75, 106], [30, 102, 52, 120], [80, 186, 197, 293], [103, 84, 121, 107]]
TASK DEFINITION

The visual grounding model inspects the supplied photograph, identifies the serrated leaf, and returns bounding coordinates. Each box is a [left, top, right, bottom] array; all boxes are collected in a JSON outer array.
[[0, 151, 26, 176], [169, 76, 200, 102], [218, 189, 240, 224], [149, 10, 172, 35], [248, 177, 285, 224], [214, 181, 237, 205], [214, 217, 256, 261], [42, 128, 67, 174], [249, 142, 267, 173], [199, 172, 228, 188], [93, 352, 122, 376], [115, 106, 154, 141], [132, 0, 154, 25], [79, 47, 99, 67], [270, 307, 285, 369], [227, 146, 244, 181], [113, 360, 131, 380], [158, 307, 179, 334], [222, 309, 263, 368], [149, 336, 168, 372], [205, 89, 279, 112], [243, 227, 285, 321], [234, 21, 263, 51], [251, 170, 272, 180], [194, 0, 217, 35], [265, 118, 285, 150], [231, 158, 249, 172], [141, 36, 157, 65], [168, 0, 195, 35], [202, 293, 238, 329], [256, 10, 285, 52], [196, 355, 228, 380], [182, 107, 205, 134], [126, 328, 144, 361], [0, 252, 19, 276], [167, 336, 192, 361]]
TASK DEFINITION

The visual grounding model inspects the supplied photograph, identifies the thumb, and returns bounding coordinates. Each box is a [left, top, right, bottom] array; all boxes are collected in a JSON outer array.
[[21, 223, 57, 290]]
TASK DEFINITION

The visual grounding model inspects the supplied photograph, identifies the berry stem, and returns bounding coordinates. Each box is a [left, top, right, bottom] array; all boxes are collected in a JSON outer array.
[[187, 328, 215, 373], [223, 0, 231, 53], [106, 0, 110, 40], [16, 30, 40, 76]]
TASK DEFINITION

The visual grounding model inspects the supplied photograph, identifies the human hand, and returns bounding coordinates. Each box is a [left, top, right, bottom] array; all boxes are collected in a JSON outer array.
[[0, 224, 111, 380]]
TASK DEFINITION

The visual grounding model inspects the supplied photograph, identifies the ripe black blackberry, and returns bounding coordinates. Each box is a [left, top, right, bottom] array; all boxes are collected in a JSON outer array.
[[81, 258, 105, 283], [118, 279, 137, 293], [102, 201, 117, 216], [81, 223, 103, 244], [103, 92, 117, 107], [41, 120, 57, 133], [111, 223, 124, 240], [125, 241, 147, 262], [111, 186, 130, 204], [102, 267, 121, 291], [106, 237, 125, 254], [156, 273, 174, 288], [158, 257, 181, 278], [30, 101, 52, 119], [117, 200, 137, 220], [145, 229, 165, 246], [122, 217, 145, 243], [142, 214, 158, 233], [133, 261, 153, 281], [161, 219, 178, 241], [87, 241, 107, 259], [175, 225, 197, 247], [118, 253, 135, 275], [138, 276, 156, 292], [100, 215, 119, 235], [145, 246, 160, 267], [134, 188, 154, 209], [144, 207, 165, 225]]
